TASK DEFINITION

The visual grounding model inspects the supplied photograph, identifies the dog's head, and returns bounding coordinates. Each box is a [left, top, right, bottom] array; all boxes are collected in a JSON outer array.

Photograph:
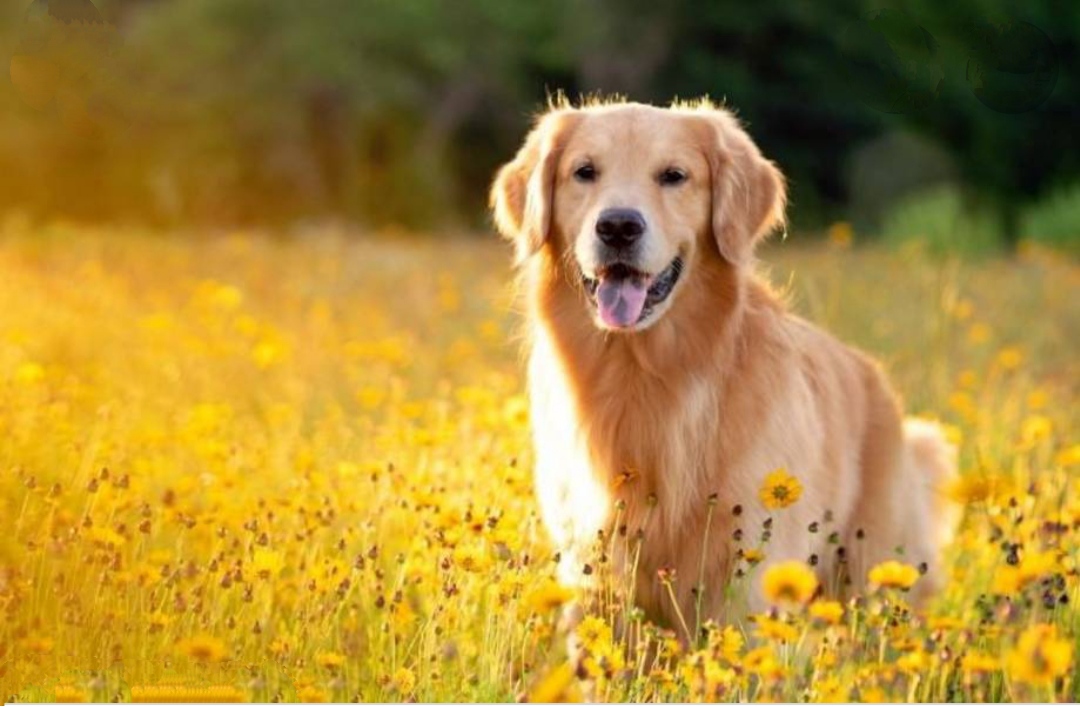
[[491, 101, 786, 332]]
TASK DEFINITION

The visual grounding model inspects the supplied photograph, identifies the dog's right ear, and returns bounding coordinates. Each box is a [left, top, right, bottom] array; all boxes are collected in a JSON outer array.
[[489, 110, 579, 263]]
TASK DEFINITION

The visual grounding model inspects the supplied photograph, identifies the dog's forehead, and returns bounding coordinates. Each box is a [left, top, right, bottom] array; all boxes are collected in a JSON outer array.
[[565, 106, 701, 161]]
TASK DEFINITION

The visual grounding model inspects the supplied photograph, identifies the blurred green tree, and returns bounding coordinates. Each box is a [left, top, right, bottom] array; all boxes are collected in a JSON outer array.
[[0, 0, 1075, 245]]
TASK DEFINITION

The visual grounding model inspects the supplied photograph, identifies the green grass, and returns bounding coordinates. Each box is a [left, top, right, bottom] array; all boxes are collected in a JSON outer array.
[[1022, 183, 1080, 256], [879, 186, 1005, 257]]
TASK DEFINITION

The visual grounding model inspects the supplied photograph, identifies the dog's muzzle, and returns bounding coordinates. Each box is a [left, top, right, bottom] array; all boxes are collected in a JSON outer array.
[[581, 256, 683, 328]]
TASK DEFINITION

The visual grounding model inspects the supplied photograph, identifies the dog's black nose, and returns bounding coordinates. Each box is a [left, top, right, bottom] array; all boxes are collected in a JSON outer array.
[[596, 208, 646, 248]]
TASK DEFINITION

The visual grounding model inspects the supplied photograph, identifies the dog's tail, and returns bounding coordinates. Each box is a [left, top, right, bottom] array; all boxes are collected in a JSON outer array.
[[903, 418, 960, 550]]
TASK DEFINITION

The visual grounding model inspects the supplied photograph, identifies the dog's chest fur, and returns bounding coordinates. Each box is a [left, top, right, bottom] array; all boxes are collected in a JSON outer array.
[[523, 268, 859, 627], [527, 322, 815, 622]]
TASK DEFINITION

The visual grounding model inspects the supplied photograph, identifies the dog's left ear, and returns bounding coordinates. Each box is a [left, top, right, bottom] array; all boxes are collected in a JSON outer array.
[[697, 109, 787, 265], [489, 109, 580, 263]]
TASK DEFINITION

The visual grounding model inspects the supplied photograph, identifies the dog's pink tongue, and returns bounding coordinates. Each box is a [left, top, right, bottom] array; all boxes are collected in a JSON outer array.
[[597, 275, 648, 328]]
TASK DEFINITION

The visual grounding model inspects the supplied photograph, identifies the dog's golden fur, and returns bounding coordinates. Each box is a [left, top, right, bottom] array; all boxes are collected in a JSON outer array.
[[491, 98, 956, 635]]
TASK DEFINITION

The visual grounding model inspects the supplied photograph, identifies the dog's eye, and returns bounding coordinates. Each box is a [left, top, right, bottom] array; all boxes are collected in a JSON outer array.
[[658, 168, 687, 186], [574, 164, 597, 183]]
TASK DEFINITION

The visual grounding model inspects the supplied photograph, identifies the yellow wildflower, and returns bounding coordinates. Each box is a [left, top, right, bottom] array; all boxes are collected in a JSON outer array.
[[759, 469, 803, 510], [961, 652, 1000, 675], [743, 646, 784, 679], [175, 634, 228, 662], [809, 600, 844, 625], [948, 472, 1014, 504], [661, 635, 683, 659], [526, 580, 575, 613], [390, 667, 416, 695], [811, 675, 850, 702], [993, 549, 1059, 593], [1055, 444, 1080, 467], [897, 649, 930, 673], [452, 543, 491, 573], [995, 347, 1024, 371], [753, 615, 799, 643], [575, 616, 613, 653], [1020, 415, 1053, 446], [741, 548, 765, 565], [868, 560, 920, 590], [316, 651, 346, 671], [1006, 624, 1072, 684], [762, 560, 818, 605], [816, 648, 838, 669], [526, 662, 580, 702], [296, 686, 329, 702], [682, 652, 737, 701], [710, 625, 744, 663], [54, 686, 89, 703], [860, 685, 888, 702]]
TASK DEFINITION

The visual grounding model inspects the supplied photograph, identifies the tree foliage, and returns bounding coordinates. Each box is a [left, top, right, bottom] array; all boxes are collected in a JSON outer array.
[[0, 0, 1075, 237]]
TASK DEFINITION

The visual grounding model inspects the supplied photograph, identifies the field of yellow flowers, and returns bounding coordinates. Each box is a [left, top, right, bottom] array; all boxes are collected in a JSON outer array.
[[1, 222, 1077, 702]]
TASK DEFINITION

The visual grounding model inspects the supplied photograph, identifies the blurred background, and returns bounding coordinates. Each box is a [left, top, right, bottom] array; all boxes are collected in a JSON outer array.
[[1, 0, 1076, 252]]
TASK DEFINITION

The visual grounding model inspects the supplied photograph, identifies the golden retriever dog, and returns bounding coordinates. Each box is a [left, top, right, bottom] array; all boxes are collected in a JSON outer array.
[[489, 98, 956, 638]]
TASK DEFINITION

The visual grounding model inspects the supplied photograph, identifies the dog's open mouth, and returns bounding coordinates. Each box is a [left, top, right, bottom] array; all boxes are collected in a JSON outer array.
[[581, 256, 683, 328]]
